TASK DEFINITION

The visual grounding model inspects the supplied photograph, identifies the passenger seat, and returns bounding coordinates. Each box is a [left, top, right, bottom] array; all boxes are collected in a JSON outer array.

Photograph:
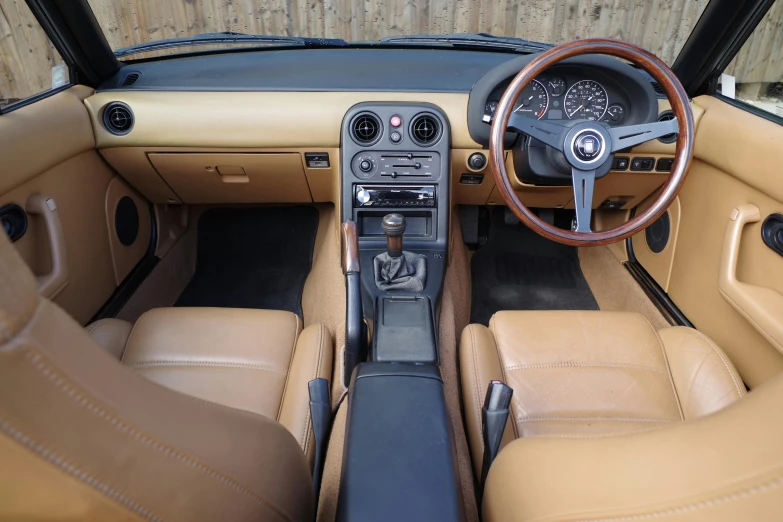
[[88, 308, 332, 464], [0, 231, 319, 521]]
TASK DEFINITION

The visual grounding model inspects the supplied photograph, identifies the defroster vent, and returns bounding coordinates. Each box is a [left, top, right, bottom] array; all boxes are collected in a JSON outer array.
[[103, 102, 134, 136], [410, 113, 441, 146], [351, 113, 382, 145]]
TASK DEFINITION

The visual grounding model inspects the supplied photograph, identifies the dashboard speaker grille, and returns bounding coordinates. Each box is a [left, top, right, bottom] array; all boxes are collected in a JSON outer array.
[[351, 113, 382, 144], [411, 113, 441, 146], [103, 102, 134, 135], [657, 111, 677, 144]]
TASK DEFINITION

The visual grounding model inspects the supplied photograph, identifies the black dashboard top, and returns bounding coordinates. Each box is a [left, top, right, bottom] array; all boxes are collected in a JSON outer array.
[[100, 48, 515, 92]]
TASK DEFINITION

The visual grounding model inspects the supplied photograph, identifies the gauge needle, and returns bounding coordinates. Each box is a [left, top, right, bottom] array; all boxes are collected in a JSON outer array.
[[569, 101, 584, 117]]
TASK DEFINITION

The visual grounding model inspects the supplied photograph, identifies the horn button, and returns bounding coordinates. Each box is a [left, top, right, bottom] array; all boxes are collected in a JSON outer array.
[[563, 124, 612, 170]]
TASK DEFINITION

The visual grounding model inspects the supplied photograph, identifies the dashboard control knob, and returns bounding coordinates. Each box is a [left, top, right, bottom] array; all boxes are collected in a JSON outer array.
[[391, 171, 398, 178], [390, 115, 402, 128], [390, 131, 402, 143], [356, 189, 371, 205], [468, 152, 487, 170], [414, 162, 422, 169], [359, 160, 372, 172]]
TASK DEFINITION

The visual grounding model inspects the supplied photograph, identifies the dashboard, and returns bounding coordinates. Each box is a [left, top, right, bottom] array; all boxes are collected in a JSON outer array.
[[84, 47, 680, 215]]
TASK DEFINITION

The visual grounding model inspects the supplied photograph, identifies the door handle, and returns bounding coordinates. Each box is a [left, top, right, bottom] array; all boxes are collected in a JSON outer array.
[[718, 204, 783, 354], [26, 195, 68, 299]]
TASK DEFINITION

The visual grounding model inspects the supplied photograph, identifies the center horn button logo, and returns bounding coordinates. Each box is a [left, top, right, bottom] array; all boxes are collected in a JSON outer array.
[[572, 130, 605, 162]]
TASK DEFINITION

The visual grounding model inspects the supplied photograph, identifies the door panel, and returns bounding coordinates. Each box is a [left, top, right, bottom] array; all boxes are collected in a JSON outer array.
[[635, 95, 783, 387], [0, 87, 150, 324]]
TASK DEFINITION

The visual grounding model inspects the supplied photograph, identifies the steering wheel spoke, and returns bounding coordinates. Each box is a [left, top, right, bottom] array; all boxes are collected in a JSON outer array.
[[608, 118, 678, 152], [571, 168, 596, 233], [507, 113, 568, 151]]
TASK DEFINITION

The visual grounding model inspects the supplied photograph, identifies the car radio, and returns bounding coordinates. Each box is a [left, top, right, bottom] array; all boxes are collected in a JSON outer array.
[[354, 185, 436, 208]]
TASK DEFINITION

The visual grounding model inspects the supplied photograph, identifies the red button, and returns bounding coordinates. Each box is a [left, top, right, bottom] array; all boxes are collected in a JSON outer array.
[[390, 115, 402, 128]]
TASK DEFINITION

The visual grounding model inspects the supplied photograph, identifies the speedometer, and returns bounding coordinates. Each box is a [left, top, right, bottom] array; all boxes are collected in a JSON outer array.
[[564, 80, 608, 121], [513, 79, 548, 120]]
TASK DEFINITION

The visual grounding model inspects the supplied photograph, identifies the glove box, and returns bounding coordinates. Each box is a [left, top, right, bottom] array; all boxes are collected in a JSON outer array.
[[148, 153, 313, 204]]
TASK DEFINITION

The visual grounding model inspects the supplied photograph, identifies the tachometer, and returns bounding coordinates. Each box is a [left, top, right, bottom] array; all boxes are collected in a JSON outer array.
[[564, 80, 608, 121], [513, 79, 549, 120]]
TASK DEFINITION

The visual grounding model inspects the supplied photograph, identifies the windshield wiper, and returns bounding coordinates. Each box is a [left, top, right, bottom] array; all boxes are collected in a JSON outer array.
[[114, 32, 348, 58], [379, 33, 552, 53]]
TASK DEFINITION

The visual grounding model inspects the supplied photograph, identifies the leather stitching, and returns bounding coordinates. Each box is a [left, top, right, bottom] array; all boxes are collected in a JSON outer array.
[[127, 361, 288, 374], [302, 325, 325, 457], [643, 316, 684, 421], [505, 361, 667, 374], [0, 416, 161, 521], [23, 348, 293, 522], [689, 329, 745, 398], [517, 416, 674, 423], [276, 314, 301, 423], [491, 317, 518, 438], [571, 472, 783, 522], [468, 325, 484, 458]]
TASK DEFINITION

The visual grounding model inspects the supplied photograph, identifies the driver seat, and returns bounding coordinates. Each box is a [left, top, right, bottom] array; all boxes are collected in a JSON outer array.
[[462, 311, 783, 520], [461, 310, 747, 475]]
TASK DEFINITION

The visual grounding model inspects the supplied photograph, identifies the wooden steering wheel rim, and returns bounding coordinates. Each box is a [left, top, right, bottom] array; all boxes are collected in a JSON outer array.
[[489, 38, 695, 246]]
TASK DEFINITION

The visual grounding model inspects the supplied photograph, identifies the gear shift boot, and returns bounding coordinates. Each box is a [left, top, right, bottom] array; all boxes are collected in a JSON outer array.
[[373, 251, 427, 291], [374, 213, 427, 291]]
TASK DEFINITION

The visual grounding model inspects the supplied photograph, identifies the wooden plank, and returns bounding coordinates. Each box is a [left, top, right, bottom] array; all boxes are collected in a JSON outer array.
[[1, 0, 781, 103]]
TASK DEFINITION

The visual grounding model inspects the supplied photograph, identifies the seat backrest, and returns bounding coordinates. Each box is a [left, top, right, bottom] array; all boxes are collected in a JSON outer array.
[[0, 232, 313, 522], [483, 371, 783, 521]]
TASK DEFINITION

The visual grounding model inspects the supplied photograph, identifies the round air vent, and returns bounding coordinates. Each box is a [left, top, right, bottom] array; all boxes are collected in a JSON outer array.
[[410, 113, 441, 146], [103, 102, 134, 135], [657, 110, 677, 144], [350, 113, 382, 145]]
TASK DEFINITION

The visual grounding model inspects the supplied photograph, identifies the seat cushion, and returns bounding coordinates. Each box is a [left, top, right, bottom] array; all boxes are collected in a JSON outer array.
[[122, 307, 332, 464], [85, 318, 133, 359], [460, 310, 745, 477]]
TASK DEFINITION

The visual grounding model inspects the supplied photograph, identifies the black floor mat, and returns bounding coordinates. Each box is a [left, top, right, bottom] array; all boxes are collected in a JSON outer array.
[[470, 210, 598, 325], [175, 206, 319, 317]]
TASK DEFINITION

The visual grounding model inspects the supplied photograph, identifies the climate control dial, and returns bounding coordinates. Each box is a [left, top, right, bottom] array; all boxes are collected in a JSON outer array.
[[352, 154, 377, 179]]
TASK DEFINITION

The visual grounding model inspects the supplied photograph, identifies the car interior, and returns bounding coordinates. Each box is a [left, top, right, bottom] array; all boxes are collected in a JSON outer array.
[[1, 0, 783, 521]]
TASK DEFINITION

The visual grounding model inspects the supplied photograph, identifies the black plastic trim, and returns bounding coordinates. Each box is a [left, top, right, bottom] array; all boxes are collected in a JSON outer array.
[[673, 0, 776, 96], [26, 0, 119, 87], [624, 261, 694, 328], [713, 94, 783, 127], [0, 204, 28, 242], [0, 82, 73, 115], [761, 213, 783, 258]]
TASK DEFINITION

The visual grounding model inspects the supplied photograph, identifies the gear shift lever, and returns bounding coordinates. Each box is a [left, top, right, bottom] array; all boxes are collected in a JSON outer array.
[[382, 213, 406, 257], [373, 213, 427, 291]]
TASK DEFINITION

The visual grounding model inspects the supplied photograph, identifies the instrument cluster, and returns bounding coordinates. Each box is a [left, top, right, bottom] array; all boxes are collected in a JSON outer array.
[[483, 72, 630, 125]]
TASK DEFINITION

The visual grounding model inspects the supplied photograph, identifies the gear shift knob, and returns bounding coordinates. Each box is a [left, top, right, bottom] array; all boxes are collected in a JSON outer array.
[[382, 213, 406, 257]]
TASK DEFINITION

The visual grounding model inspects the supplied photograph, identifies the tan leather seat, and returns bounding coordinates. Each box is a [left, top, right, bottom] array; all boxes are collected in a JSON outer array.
[[462, 310, 783, 521], [460, 310, 746, 477], [0, 231, 320, 521]]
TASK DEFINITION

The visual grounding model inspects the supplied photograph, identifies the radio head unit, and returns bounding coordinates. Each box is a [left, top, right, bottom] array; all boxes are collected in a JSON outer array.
[[354, 185, 435, 208]]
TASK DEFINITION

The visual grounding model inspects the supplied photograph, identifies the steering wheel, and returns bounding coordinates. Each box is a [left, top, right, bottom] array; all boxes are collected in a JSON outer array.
[[489, 38, 695, 246]]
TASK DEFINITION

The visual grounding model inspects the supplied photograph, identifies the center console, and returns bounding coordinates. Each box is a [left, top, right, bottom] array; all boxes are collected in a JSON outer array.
[[340, 103, 451, 358], [336, 104, 463, 521]]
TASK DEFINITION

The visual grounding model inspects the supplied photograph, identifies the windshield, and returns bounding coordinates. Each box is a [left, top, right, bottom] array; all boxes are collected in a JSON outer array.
[[88, 0, 709, 63]]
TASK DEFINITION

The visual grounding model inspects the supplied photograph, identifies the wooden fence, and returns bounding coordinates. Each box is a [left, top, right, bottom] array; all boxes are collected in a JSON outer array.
[[1, 0, 782, 104]]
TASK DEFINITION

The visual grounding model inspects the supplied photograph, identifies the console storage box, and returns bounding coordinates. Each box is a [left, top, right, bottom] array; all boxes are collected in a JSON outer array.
[[148, 153, 313, 204]]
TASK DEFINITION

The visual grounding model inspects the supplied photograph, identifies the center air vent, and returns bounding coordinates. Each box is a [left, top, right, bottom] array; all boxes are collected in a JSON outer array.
[[103, 102, 134, 136], [410, 113, 441, 146], [657, 111, 677, 144], [351, 113, 382, 145]]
